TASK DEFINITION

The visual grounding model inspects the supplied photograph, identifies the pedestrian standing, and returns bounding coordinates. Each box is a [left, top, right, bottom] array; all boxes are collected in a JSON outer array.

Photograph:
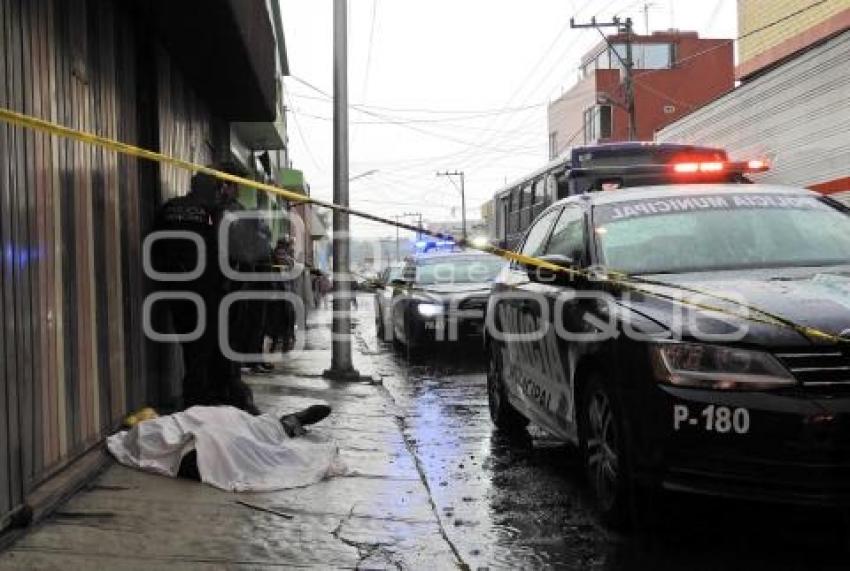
[[317, 271, 332, 309], [267, 237, 297, 354]]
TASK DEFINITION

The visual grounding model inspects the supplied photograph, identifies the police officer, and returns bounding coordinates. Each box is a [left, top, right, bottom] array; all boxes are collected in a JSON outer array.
[[153, 168, 261, 415]]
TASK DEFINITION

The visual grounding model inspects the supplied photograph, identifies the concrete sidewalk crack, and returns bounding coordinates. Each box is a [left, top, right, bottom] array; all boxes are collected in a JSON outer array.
[[330, 504, 403, 570]]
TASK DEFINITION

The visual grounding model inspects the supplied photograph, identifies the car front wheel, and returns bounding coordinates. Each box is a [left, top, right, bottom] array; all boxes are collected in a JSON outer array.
[[486, 339, 528, 433], [581, 374, 633, 527]]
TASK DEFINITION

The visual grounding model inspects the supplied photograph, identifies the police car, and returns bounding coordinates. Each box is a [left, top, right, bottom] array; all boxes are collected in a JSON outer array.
[[388, 251, 504, 354], [485, 178, 850, 525]]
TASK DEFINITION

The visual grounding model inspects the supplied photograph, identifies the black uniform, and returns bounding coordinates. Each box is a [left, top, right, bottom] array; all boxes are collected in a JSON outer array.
[[152, 187, 264, 414], [152, 193, 223, 408]]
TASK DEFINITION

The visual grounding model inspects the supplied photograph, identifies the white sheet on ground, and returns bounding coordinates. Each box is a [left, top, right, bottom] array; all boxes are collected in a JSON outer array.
[[106, 406, 345, 492]]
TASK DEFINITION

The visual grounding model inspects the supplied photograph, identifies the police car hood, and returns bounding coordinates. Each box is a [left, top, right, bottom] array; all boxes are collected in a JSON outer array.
[[616, 266, 850, 346]]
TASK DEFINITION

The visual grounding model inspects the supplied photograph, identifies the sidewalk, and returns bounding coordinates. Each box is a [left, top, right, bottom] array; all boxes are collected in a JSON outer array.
[[0, 305, 463, 570]]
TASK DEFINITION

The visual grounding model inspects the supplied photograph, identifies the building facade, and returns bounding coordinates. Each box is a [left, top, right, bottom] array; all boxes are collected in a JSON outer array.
[[657, 1, 850, 199], [0, 0, 299, 531], [547, 30, 734, 157]]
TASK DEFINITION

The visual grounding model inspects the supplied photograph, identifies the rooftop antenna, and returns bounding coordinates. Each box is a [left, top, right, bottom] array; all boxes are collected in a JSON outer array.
[[641, 2, 657, 35]]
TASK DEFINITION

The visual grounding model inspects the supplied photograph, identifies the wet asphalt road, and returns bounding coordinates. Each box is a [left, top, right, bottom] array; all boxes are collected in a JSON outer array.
[[359, 296, 850, 570]]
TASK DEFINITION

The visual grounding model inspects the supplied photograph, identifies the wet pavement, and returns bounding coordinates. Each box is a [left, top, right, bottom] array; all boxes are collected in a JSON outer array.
[[362, 296, 850, 570], [2, 296, 850, 569]]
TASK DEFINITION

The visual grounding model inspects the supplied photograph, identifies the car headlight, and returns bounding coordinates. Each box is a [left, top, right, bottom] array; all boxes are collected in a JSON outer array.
[[417, 303, 444, 317], [650, 343, 796, 390]]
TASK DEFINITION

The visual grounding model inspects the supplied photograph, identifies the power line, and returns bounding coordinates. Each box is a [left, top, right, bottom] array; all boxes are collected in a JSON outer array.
[[361, 0, 379, 102], [283, 89, 326, 173], [287, 88, 549, 115], [447, 0, 624, 176], [617, 0, 831, 128], [288, 103, 541, 127], [289, 74, 544, 156], [635, 0, 830, 84]]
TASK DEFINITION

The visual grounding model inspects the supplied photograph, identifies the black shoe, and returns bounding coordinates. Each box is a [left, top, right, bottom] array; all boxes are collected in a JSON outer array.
[[294, 404, 332, 426], [280, 404, 332, 437]]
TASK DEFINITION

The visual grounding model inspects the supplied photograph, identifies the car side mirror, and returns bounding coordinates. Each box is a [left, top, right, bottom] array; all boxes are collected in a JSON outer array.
[[527, 254, 575, 283]]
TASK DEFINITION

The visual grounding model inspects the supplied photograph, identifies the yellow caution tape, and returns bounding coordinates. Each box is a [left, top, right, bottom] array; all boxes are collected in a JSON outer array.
[[0, 106, 846, 346]]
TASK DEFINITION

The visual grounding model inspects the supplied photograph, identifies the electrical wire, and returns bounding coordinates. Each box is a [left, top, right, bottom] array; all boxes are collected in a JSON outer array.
[[284, 89, 326, 173]]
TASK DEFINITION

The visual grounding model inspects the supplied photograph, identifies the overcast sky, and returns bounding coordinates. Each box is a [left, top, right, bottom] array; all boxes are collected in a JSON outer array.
[[278, 0, 737, 238]]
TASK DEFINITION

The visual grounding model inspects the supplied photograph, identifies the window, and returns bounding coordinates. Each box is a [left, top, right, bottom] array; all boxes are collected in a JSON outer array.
[[546, 207, 586, 264], [593, 195, 850, 274], [598, 105, 612, 139], [583, 107, 595, 144], [634, 43, 673, 69], [520, 208, 560, 258], [414, 256, 505, 285], [522, 184, 534, 209], [509, 188, 522, 233], [534, 179, 547, 204], [585, 43, 672, 74], [584, 105, 612, 143]]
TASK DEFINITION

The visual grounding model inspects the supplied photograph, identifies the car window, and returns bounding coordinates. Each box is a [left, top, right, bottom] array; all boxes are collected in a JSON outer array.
[[593, 193, 850, 274], [414, 256, 504, 285], [519, 208, 560, 258], [545, 206, 586, 263]]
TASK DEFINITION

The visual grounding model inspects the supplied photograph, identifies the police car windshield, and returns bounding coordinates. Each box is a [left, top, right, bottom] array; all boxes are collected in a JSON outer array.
[[414, 256, 504, 285], [593, 193, 850, 275]]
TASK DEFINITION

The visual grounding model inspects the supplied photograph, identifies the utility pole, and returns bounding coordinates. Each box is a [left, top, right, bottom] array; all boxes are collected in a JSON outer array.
[[570, 16, 637, 140], [325, 0, 360, 381], [436, 171, 466, 242]]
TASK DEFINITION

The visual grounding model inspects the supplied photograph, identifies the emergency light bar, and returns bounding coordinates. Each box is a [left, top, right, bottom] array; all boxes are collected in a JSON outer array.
[[568, 158, 770, 179], [671, 159, 769, 175]]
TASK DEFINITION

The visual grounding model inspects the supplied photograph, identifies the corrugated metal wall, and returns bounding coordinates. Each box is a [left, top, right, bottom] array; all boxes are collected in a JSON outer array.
[[657, 30, 850, 191], [0, 0, 145, 527], [156, 43, 213, 201]]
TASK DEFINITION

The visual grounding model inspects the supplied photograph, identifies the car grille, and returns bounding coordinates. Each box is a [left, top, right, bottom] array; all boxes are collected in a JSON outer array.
[[775, 349, 850, 387], [458, 296, 487, 312]]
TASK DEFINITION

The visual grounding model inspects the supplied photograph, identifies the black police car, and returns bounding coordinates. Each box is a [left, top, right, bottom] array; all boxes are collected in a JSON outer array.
[[388, 251, 504, 353], [485, 182, 850, 524]]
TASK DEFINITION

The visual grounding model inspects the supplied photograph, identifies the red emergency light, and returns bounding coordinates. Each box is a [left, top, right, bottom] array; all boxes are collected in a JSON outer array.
[[671, 161, 725, 174], [671, 159, 769, 175]]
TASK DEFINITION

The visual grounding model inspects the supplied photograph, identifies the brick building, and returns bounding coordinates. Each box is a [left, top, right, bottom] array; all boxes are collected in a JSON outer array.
[[547, 30, 734, 157]]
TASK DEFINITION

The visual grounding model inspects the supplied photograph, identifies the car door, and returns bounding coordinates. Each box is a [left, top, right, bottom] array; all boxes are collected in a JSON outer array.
[[534, 205, 592, 441], [496, 207, 561, 427]]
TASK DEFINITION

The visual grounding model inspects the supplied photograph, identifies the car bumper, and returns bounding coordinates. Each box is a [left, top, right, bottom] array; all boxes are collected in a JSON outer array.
[[410, 315, 485, 345], [634, 385, 850, 506]]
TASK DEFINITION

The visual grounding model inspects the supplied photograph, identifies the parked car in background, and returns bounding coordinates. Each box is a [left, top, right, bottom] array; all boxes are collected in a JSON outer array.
[[374, 263, 405, 341], [387, 251, 505, 354]]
